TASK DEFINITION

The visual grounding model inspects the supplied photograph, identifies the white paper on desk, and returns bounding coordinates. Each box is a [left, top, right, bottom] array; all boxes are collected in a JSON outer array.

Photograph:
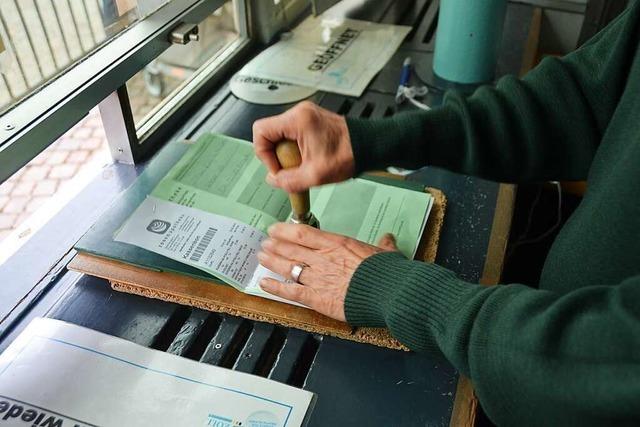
[[0, 318, 314, 427], [114, 196, 303, 306], [243, 17, 411, 97]]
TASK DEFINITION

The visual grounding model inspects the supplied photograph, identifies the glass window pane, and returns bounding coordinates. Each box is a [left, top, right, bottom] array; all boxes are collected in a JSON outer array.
[[0, 0, 172, 115], [127, 1, 239, 126]]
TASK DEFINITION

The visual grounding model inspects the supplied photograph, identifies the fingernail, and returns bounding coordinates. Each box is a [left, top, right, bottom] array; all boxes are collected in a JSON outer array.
[[261, 238, 273, 249], [267, 224, 277, 235], [259, 279, 271, 289], [266, 173, 277, 186], [257, 251, 266, 262]]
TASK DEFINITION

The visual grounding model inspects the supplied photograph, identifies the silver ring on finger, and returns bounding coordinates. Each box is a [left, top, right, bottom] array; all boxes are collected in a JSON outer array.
[[290, 263, 308, 284]]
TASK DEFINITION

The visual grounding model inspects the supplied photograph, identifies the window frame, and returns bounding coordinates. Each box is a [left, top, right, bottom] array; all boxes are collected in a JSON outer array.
[[137, 0, 251, 152], [0, 0, 246, 183]]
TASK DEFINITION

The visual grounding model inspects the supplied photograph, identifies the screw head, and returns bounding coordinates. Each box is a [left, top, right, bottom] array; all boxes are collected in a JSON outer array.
[[4, 124, 14, 130]]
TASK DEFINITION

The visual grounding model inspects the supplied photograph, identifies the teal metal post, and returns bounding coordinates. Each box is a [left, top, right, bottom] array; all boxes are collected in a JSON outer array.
[[433, 0, 508, 84]]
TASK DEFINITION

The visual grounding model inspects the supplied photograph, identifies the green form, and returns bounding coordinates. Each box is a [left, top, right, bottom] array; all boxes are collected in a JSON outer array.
[[151, 133, 432, 258], [152, 134, 291, 232], [311, 178, 432, 258]]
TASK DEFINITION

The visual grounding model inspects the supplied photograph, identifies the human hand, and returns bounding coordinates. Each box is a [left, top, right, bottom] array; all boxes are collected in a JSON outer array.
[[257, 223, 398, 321], [252, 101, 355, 193]]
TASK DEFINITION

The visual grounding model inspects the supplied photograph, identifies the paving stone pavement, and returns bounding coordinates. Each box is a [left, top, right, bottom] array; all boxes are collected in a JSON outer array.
[[0, 108, 109, 243], [0, 72, 175, 244]]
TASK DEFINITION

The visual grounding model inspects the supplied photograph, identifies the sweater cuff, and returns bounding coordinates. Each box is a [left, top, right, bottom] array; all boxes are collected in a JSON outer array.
[[346, 115, 420, 175], [345, 251, 471, 351], [346, 107, 464, 175], [346, 117, 387, 176]]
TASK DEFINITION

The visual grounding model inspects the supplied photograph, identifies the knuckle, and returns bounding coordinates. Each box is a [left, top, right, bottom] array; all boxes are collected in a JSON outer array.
[[293, 226, 307, 242], [297, 100, 315, 111], [298, 108, 319, 128], [298, 113, 313, 128], [289, 286, 304, 300], [301, 224, 316, 235]]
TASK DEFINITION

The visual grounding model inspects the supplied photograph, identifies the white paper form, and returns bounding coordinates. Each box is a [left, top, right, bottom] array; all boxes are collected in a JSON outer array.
[[114, 196, 302, 306], [115, 196, 264, 289], [0, 318, 314, 427], [243, 17, 410, 97]]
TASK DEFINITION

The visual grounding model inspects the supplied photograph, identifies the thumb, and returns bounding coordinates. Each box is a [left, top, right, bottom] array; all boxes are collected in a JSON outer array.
[[267, 167, 315, 193], [377, 233, 398, 251]]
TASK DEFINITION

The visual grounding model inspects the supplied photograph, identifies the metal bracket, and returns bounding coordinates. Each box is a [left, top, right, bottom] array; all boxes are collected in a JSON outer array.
[[98, 85, 141, 164], [170, 23, 200, 44]]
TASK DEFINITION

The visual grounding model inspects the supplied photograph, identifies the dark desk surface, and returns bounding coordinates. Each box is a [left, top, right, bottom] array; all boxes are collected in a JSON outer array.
[[0, 1, 530, 425]]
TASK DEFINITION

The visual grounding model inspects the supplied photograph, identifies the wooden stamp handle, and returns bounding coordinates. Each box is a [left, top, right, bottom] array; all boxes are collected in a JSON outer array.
[[275, 140, 310, 220]]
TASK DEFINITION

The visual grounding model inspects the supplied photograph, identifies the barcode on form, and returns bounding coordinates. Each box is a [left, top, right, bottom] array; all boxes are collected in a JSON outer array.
[[190, 227, 217, 262]]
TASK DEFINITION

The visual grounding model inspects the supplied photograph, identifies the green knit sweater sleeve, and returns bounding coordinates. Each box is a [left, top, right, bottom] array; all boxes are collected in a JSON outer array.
[[345, 252, 640, 425], [348, 2, 640, 182]]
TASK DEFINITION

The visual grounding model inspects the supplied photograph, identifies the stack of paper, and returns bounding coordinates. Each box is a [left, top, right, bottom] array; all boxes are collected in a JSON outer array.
[[114, 134, 433, 305], [0, 318, 314, 427]]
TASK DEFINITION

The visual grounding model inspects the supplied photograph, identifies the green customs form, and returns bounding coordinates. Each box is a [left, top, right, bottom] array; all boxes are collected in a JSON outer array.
[[116, 133, 432, 303]]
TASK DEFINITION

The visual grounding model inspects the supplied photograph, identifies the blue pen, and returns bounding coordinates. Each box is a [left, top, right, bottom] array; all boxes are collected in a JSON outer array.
[[395, 57, 411, 103]]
